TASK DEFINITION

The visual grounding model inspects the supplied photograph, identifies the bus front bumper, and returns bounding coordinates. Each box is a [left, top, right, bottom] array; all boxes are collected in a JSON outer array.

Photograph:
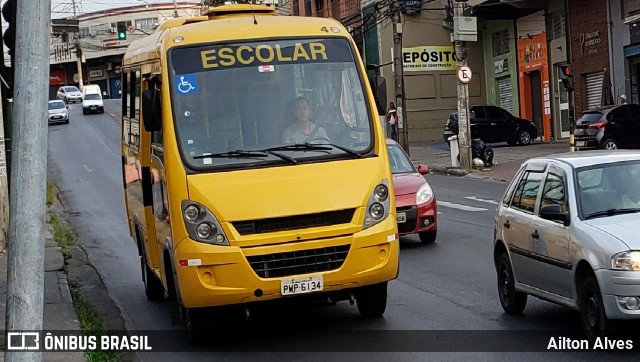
[[174, 218, 399, 308]]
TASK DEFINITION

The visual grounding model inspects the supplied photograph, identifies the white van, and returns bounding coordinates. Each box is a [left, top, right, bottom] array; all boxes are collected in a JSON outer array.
[[81, 85, 104, 115]]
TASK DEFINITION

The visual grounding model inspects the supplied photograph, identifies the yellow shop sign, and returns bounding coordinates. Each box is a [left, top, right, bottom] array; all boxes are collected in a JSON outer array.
[[401, 46, 458, 72]]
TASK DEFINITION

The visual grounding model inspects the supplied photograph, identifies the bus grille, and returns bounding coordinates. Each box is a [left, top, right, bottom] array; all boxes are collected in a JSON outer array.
[[232, 209, 355, 235], [247, 245, 350, 278]]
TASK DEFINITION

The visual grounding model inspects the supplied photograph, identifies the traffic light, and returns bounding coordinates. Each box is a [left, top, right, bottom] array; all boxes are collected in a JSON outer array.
[[2, 0, 16, 54], [559, 65, 574, 92], [117, 22, 127, 40]]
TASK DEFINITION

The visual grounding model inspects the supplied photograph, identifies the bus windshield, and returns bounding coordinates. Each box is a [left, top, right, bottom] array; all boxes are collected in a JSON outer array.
[[169, 37, 372, 170]]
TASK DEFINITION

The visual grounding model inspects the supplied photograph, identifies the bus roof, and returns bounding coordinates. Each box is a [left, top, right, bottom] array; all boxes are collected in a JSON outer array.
[[122, 5, 349, 67]]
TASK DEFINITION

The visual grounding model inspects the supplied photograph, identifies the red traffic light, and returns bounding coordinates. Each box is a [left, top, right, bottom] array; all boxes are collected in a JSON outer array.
[[560, 65, 572, 77]]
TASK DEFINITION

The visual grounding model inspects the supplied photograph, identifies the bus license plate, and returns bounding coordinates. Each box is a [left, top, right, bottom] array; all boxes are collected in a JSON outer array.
[[576, 141, 586, 147], [281, 275, 323, 296], [397, 212, 406, 223]]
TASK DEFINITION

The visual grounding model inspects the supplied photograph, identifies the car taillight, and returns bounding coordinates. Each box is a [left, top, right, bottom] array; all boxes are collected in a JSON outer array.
[[587, 121, 607, 130]]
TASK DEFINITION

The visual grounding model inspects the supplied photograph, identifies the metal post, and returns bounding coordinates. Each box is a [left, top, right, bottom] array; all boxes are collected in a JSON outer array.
[[4, 0, 51, 361], [0, 81, 7, 253], [174, 0, 179, 18], [391, 0, 410, 155], [564, 0, 575, 152], [455, 2, 471, 170]]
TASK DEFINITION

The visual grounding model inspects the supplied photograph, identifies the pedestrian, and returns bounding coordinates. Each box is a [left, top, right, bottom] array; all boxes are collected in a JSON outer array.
[[620, 94, 627, 105], [386, 102, 398, 141]]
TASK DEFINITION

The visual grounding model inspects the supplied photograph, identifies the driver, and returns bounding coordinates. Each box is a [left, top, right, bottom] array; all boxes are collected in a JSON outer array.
[[281, 96, 330, 144]]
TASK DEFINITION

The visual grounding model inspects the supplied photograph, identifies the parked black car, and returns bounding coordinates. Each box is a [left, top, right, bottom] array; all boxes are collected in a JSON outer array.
[[443, 105, 538, 146], [574, 104, 640, 150]]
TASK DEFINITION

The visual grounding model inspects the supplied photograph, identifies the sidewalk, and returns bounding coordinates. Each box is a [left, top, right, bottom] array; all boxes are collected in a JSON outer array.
[[0, 220, 85, 361], [409, 139, 572, 182]]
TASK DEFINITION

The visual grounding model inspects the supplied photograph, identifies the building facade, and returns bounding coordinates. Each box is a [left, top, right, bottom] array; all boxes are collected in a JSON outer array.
[[49, 2, 202, 99]]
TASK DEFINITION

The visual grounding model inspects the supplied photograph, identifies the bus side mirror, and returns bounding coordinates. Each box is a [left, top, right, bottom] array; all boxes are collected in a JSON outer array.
[[142, 89, 161, 132]]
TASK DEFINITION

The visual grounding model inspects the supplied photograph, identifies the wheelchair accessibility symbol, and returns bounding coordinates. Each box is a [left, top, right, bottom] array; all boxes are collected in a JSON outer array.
[[175, 74, 198, 94]]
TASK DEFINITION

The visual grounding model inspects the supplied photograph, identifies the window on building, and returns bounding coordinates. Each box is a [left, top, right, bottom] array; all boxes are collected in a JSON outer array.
[[304, 0, 312, 16], [315, 0, 323, 15], [293, 0, 299, 15], [492, 29, 510, 57], [135, 17, 159, 30], [79, 27, 90, 38], [92, 23, 111, 36], [551, 12, 565, 40], [623, 0, 640, 18]]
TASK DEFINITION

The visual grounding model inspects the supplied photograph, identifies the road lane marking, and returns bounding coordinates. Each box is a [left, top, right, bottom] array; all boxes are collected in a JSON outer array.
[[437, 201, 488, 212], [464, 196, 499, 205]]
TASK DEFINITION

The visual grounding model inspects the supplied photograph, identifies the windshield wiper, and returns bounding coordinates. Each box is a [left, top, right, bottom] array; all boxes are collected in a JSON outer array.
[[313, 142, 362, 158], [193, 149, 297, 165], [266, 143, 361, 157], [193, 150, 268, 159], [266, 143, 333, 152], [584, 208, 640, 220]]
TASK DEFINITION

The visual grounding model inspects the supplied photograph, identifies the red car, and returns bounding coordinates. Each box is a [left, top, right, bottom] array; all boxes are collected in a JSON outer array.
[[386, 139, 438, 243]]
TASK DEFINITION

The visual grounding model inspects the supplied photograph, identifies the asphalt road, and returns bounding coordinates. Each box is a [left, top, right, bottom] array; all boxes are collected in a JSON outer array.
[[45, 100, 637, 361]]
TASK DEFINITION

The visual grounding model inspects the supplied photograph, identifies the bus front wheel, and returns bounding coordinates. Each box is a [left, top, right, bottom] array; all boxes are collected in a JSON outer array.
[[355, 282, 388, 318]]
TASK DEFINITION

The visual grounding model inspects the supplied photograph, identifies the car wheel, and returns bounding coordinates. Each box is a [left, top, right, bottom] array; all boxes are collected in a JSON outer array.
[[141, 251, 165, 301], [355, 282, 388, 318], [496, 252, 527, 314], [580, 276, 612, 339], [185, 308, 208, 346], [82, 109, 87, 115], [601, 138, 618, 150], [419, 230, 437, 243], [516, 129, 532, 145]]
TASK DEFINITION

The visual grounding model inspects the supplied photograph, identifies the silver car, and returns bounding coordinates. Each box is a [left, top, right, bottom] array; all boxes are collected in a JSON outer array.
[[56, 86, 83, 103], [48, 100, 69, 124], [494, 150, 640, 338]]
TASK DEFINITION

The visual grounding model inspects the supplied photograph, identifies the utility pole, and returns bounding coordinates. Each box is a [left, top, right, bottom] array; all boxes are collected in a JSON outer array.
[[4, 0, 51, 361], [454, 0, 471, 170], [71, 0, 83, 89], [391, 0, 410, 155], [564, 0, 575, 152], [0, 78, 7, 253], [174, 0, 179, 18]]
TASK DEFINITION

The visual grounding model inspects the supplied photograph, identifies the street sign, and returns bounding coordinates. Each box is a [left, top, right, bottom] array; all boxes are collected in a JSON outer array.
[[457, 66, 472, 83]]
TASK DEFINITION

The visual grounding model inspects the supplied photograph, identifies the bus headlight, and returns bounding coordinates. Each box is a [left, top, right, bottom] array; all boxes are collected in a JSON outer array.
[[363, 179, 391, 229], [184, 205, 200, 222], [369, 203, 384, 220], [181, 201, 229, 246], [374, 185, 389, 202]]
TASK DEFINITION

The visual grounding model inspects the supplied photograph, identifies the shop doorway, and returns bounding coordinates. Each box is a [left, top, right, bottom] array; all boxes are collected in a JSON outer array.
[[529, 70, 543, 135]]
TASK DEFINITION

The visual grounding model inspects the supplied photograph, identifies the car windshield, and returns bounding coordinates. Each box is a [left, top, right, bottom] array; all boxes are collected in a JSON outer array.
[[84, 94, 101, 100], [48, 101, 65, 110], [169, 37, 373, 170], [387, 143, 416, 174], [64, 86, 79, 93], [577, 161, 640, 219]]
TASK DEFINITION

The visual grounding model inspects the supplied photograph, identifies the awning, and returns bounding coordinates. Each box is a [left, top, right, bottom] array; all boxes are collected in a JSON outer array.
[[472, 0, 547, 20]]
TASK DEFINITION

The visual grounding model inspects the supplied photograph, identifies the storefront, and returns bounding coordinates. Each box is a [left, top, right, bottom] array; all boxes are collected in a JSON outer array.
[[518, 32, 551, 141]]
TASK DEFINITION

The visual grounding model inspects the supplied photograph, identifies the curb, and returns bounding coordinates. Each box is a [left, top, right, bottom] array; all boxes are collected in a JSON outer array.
[[430, 165, 469, 177]]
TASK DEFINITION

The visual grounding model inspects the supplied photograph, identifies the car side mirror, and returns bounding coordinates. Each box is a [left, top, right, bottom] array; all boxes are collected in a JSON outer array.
[[417, 164, 429, 174], [540, 204, 570, 226]]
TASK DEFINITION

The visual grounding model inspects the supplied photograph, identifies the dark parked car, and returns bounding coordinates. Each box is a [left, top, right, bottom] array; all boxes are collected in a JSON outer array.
[[574, 104, 640, 150], [443, 105, 538, 146]]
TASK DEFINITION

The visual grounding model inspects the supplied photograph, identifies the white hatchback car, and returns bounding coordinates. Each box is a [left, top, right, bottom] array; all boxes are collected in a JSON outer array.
[[494, 151, 640, 338]]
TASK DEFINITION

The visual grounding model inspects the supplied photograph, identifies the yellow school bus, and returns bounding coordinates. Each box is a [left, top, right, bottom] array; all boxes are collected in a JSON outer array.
[[120, 4, 398, 338]]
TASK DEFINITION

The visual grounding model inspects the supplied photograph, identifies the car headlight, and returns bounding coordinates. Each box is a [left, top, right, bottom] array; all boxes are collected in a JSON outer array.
[[181, 201, 229, 245], [612, 251, 640, 271], [416, 183, 434, 205]]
